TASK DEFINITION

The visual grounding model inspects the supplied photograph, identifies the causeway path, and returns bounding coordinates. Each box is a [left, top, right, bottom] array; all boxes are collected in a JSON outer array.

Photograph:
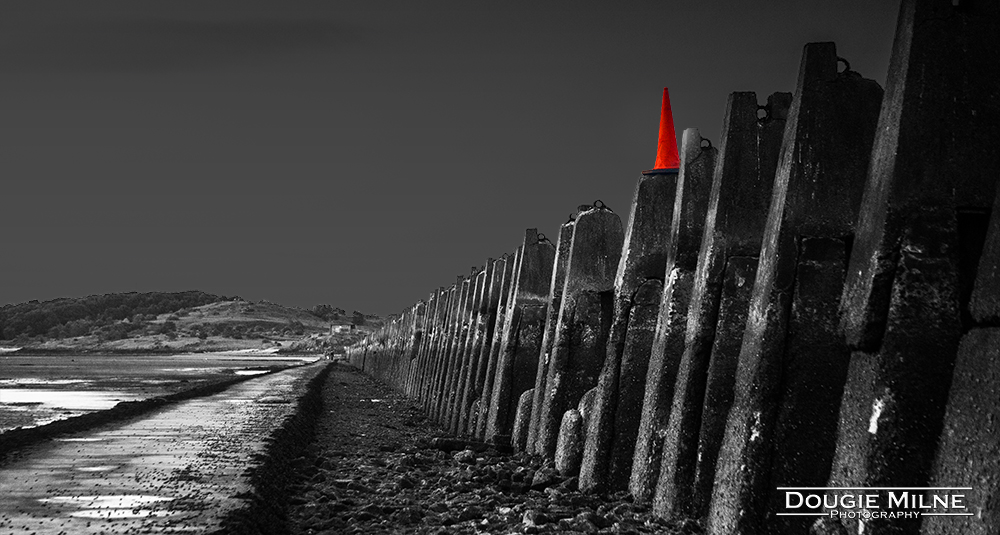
[[0, 363, 326, 535]]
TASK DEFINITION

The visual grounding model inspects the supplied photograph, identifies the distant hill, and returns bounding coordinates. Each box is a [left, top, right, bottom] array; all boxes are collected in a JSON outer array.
[[0, 291, 227, 341], [0, 291, 383, 354]]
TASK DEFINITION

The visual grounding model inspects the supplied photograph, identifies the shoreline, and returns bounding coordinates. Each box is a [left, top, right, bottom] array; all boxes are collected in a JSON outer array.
[[0, 363, 331, 533], [0, 360, 322, 465], [6, 346, 325, 356]]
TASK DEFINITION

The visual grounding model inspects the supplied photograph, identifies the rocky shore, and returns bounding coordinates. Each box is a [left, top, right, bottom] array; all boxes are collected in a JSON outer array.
[[282, 364, 701, 535]]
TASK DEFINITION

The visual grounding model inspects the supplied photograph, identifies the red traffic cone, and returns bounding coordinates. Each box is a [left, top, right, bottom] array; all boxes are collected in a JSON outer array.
[[642, 88, 680, 175]]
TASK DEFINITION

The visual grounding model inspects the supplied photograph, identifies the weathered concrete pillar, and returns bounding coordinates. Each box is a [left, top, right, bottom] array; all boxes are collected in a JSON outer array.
[[555, 409, 584, 477], [708, 42, 883, 535], [393, 306, 417, 389], [386, 307, 406, 387], [366, 318, 385, 377], [427, 280, 461, 417], [455, 258, 499, 435], [413, 289, 442, 402], [825, 2, 999, 533], [511, 388, 534, 452], [920, 329, 1000, 535], [581, 129, 716, 494], [475, 247, 521, 440], [404, 300, 427, 397], [556, 387, 599, 477], [841, 0, 1000, 351], [467, 255, 513, 437], [485, 230, 555, 446], [615, 125, 716, 501], [407, 302, 425, 390], [971, 187, 1000, 324], [437, 273, 476, 423], [421, 288, 447, 411], [536, 204, 624, 460], [649, 91, 789, 520], [527, 219, 575, 453], [918, 197, 1000, 534], [423, 286, 448, 413], [448, 266, 489, 433], [419, 288, 449, 409]]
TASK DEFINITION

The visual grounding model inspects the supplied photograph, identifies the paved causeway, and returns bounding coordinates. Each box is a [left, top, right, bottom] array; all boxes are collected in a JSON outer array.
[[0, 363, 325, 534]]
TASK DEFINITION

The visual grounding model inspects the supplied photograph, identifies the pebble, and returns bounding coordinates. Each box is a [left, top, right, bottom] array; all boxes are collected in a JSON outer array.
[[280, 364, 703, 534]]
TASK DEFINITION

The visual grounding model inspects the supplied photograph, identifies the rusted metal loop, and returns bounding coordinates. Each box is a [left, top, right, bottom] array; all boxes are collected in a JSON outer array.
[[567, 213, 576, 223], [837, 56, 851, 74], [537, 233, 550, 244], [700, 138, 713, 150], [593, 199, 607, 210], [757, 104, 770, 121]]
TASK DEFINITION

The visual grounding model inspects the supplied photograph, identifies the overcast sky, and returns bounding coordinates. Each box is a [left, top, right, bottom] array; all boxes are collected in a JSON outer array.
[[0, 1, 900, 316]]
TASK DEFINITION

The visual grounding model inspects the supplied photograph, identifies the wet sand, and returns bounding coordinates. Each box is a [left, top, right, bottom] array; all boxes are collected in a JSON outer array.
[[0, 353, 319, 432], [0, 363, 326, 535]]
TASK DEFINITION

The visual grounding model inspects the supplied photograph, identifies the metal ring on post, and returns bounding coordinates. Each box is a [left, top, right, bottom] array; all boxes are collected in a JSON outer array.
[[837, 56, 851, 74], [757, 104, 770, 122], [593, 199, 608, 210], [537, 233, 550, 244], [567, 214, 576, 223], [700, 138, 713, 150]]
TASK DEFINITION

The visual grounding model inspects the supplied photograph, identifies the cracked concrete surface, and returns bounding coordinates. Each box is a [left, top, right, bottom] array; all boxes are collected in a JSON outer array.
[[0, 363, 324, 535]]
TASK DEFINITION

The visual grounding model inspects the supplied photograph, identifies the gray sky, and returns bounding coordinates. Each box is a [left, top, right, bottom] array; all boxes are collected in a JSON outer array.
[[0, 1, 900, 315]]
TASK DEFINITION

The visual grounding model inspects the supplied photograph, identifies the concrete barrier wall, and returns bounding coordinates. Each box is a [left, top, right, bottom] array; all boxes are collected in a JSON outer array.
[[651, 90, 789, 521], [626, 128, 717, 502], [526, 219, 575, 452], [346, 2, 998, 532], [707, 41, 883, 535], [535, 204, 624, 459], [484, 230, 555, 446]]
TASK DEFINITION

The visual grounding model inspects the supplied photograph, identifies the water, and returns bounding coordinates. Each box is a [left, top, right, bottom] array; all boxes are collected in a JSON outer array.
[[0, 353, 318, 432]]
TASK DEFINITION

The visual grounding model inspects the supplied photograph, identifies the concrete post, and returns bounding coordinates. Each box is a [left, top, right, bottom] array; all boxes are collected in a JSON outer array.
[[527, 219, 576, 453], [536, 204, 624, 460], [826, 2, 999, 533], [648, 91, 789, 519], [475, 246, 522, 440], [404, 300, 427, 397], [436, 274, 474, 422], [446, 267, 485, 431], [708, 42, 882, 535], [511, 389, 534, 452], [449, 266, 488, 432], [413, 289, 442, 403], [454, 259, 498, 435], [464, 255, 511, 436], [427, 280, 461, 418], [581, 129, 716, 494], [419, 288, 448, 409], [485, 229, 555, 446]]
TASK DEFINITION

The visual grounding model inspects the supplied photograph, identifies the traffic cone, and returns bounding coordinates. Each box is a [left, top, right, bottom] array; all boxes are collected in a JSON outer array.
[[642, 88, 680, 175]]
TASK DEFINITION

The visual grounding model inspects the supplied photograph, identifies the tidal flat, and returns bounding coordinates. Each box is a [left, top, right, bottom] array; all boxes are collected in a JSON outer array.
[[0, 353, 319, 433]]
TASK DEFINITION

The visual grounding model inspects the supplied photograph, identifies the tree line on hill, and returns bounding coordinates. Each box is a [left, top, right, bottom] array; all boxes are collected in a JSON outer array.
[[309, 304, 376, 326], [0, 291, 228, 342], [0, 291, 383, 344]]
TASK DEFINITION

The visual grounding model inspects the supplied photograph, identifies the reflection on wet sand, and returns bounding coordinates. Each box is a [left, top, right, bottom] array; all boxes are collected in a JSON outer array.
[[0, 353, 319, 432]]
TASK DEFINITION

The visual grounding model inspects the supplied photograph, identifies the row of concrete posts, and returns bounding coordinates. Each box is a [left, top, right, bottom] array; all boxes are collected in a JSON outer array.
[[347, 2, 998, 533]]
